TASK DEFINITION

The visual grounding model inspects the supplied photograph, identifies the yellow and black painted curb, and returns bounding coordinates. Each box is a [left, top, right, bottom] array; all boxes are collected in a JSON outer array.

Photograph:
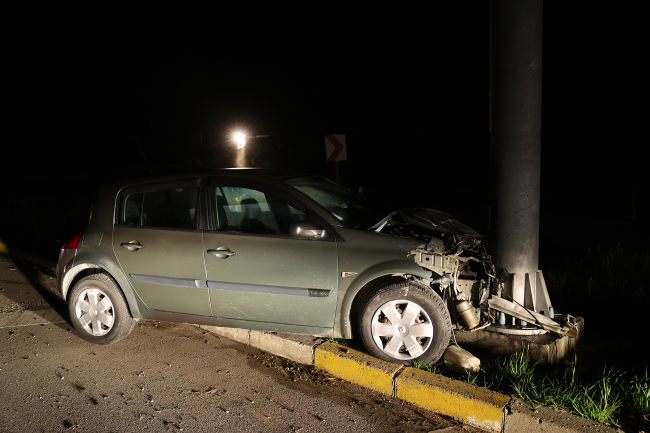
[[314, 341, 403, 396], [314, 341, 509, 432]]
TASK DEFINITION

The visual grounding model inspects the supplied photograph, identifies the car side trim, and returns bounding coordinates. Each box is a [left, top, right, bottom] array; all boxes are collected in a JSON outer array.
[[129, 274, 330, 297], [130, 274, 208, 289], [207, 280, 331, 297]]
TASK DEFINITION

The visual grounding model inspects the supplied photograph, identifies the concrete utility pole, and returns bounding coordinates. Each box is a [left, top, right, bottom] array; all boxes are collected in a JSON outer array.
[[490, 0, 551, 324]]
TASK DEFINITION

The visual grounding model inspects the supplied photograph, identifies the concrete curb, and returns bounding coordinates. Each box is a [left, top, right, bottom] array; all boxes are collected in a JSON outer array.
[[312, 342, 508, 432], [396, 366, 509, 432], [314, 341, 403, 396], [198, 325, 324, 366]]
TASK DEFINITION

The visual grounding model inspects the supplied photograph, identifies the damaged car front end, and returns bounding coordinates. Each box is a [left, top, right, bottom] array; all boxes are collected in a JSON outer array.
[[373, 208, 578, 338]]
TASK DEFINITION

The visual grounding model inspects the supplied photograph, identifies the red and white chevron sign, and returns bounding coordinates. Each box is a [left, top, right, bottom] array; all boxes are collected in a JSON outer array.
[[324, 134, 347, 162]]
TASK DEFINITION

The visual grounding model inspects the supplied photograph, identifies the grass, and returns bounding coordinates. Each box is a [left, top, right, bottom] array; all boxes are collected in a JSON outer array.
[[496, 351, 624, 424], [412, 358, 442, 375], [413, 349, 650, 427], [327, 337, 364, 351], [621, 368, 650, 417], [327, 337, 350, 347]]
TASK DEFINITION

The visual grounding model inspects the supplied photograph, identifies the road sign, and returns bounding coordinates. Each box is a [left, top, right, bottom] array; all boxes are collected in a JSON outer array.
[[324, 134, 347, 162]]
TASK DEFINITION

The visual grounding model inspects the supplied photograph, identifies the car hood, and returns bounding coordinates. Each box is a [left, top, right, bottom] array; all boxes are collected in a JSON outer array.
[[369, 208, 482, 238]]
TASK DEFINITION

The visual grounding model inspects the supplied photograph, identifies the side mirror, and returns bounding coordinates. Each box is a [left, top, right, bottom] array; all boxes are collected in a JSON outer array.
[[289, 221, 326, 240]]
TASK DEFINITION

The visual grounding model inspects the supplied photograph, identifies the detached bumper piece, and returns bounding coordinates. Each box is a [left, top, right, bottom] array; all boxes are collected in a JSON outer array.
[[488, 296, 578, 338]]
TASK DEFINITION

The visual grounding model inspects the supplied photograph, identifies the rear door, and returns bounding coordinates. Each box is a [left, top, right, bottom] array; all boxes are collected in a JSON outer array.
[[113, 179, 210, 316], [203, 177, 338, 328]]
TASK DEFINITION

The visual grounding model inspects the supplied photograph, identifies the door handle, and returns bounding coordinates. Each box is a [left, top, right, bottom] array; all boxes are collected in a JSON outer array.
[[121, 242, 144, 250], [207, 248, 236, 258]]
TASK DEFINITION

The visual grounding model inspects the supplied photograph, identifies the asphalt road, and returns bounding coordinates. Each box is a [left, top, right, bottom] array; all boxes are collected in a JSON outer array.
[[0, 253, 481, 432]]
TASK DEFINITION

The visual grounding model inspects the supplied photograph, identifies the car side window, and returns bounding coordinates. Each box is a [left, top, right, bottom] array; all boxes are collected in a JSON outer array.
[[117, 181, 200, 230], [142, 187, 199, 230], [213, 186, 307, 235]]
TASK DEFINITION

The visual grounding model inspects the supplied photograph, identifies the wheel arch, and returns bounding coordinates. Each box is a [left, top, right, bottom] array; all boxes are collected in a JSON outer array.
[[62, 257, 144, 319], [335, 261, 432, 339]]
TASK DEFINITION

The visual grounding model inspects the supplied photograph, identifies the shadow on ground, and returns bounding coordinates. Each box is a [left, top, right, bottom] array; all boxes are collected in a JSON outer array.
[[0, 249, 71, 332]]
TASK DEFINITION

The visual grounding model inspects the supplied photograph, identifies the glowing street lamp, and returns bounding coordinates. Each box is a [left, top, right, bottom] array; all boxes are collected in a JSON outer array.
[[232, 131, 269, 148], [231, 131, 270, 167], [233, 132, 247, 149]]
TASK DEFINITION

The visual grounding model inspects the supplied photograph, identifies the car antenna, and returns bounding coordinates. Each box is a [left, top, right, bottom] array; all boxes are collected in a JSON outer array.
[[134, 137, 153, 175]]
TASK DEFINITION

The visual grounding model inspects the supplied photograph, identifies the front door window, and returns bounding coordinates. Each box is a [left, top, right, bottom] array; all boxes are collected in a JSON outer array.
[[214, 186, 307, 235]]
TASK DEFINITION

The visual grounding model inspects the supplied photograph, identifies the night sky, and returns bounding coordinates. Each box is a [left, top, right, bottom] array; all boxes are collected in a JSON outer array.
[[3, 3, 646, 255]]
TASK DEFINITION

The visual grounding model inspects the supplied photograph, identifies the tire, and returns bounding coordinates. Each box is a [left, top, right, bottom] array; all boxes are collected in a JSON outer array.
[[67, 274, 135, 345], [359, 280, 452, 365]]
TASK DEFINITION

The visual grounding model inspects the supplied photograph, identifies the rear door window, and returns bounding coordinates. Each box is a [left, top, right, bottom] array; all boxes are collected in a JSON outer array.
[[117, 180, 200, 230], [143, 187, 198, 230]]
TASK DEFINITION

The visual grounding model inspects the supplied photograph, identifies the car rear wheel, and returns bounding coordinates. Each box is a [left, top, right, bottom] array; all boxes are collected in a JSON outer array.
[[67, 274, 135, 345], [359, 280, 451, 365]]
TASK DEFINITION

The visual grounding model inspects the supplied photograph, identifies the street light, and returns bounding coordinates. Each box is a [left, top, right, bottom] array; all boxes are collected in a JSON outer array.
[[231, 131, 271, 167], [233, 132, 247, 149], [232, 131, 269, 149]]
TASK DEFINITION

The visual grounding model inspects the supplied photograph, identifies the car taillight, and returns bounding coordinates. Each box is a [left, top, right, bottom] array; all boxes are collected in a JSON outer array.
[[62, 229, 86, 249]]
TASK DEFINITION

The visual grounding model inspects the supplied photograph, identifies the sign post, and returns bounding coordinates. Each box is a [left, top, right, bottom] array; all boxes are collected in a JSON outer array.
[[324, 134, 347, 184]]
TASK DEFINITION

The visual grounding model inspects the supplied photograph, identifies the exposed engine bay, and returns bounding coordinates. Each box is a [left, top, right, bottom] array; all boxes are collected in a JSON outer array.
[[372, 208, 578, 338]]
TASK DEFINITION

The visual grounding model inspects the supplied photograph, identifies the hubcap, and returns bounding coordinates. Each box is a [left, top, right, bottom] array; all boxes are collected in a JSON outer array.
[[371, 299, 434, 360], [74, 288, 115, 336]]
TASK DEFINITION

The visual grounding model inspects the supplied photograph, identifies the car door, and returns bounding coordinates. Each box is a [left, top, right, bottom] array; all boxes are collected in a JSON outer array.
[[203, 178, 338, 328], [113, 179, 211, 316]]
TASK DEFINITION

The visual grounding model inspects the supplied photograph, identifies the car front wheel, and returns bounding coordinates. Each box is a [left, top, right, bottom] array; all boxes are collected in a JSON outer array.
[[67, 274, 135, 345], [359, 280, 451, 365]]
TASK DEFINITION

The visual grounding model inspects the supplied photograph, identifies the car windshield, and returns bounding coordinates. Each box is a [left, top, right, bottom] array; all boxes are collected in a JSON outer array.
[[283, 176, 379, 228]]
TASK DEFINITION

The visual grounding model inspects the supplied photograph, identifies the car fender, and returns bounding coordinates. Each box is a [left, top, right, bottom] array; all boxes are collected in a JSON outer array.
[[334, 259, 431, 339], [61, 250, 145, 319]]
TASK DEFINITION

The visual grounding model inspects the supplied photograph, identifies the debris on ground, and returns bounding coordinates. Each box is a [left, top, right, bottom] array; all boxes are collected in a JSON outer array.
[[443, 345, 480, 374]]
